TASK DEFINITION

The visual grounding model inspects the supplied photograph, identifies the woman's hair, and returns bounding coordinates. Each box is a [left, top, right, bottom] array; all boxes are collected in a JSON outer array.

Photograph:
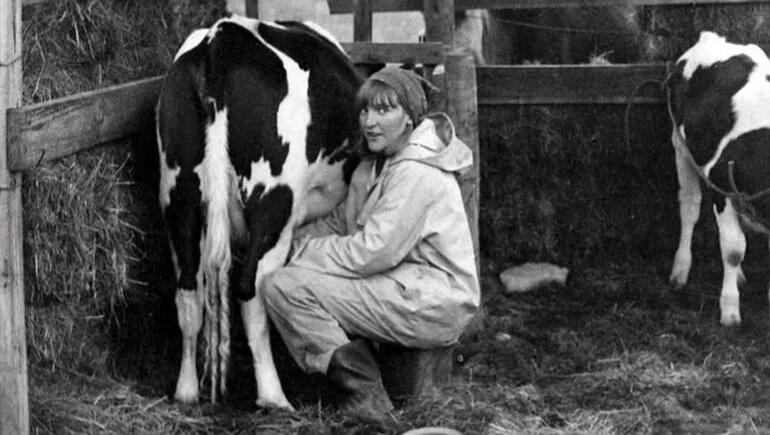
[[354, 79, 402, 114]]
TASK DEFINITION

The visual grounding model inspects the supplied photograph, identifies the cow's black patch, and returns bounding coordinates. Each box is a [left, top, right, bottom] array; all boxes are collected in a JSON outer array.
[[206, 22, 290, 178], [164, 174, 204, 291], [259, 22, 363, 165], [709, 128, 770, 222], [157, 42, 209, 291], [157, 42, 207, 170], [236, 184, 294, 301], [681, 55, 755, 166]]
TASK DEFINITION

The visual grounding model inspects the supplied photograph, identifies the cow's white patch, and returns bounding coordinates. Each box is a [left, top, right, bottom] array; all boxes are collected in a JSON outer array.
[[157, 126, 180, 209], [679, 31, 770, 80], [703, 63, 770, 175], [241, 158, 279, 199], [175, 28, 210, 62], [301, 148, 351, 224]]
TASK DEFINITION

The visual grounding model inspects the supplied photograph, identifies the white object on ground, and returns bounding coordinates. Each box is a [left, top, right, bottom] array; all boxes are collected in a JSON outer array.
[[499, 262, 569, 294], [402, 428, 463, 435]]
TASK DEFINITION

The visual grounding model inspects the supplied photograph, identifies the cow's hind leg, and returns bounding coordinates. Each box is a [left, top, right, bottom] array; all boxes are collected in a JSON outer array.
[[238, 185, 294, 411], [767, 237, 770, 318], [163, 179, 205, 403], [670, 130, 702, 288], [714, 198, 746, 326]]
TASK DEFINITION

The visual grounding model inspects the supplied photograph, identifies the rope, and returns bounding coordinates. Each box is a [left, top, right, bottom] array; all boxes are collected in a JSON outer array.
[[0, 53, 21, 67], [218, 257, 230, 399], [620, 75, 666, 188]]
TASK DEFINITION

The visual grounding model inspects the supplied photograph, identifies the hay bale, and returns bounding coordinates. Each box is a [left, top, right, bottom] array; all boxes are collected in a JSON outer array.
[[21, 0, 226, 379], [640, 4, 770, 61], [479, 104, 682, 271]]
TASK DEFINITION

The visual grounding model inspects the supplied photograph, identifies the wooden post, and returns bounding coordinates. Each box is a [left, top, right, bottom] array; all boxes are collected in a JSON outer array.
[[353, 0, 372, 42], [422, 0, 455, 48], [352, 0, 375, 78], [445, 51, 483, 337], [421, 0, 454, 111], [226, 0, 258, 17], [244, 0, 259, 18], [0, 0, 29, 434]]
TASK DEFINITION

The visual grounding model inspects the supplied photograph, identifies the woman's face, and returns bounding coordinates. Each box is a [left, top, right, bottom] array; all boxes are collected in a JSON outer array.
[[359, 99, 411, 156]]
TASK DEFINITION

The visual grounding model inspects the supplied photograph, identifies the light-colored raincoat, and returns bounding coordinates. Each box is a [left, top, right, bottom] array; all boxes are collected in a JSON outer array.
[[262, 115, 480, 373]]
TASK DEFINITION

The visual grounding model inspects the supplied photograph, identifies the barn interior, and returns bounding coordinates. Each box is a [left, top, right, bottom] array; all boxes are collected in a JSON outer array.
[[17, 1, 770, 433]]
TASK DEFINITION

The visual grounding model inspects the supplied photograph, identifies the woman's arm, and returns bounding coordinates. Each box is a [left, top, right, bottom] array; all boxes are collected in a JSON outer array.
[[288, 162, 439, 277]]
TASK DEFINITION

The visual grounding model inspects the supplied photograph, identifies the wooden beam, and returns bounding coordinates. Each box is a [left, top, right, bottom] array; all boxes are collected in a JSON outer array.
[[352, 0, 373, 78], [7, 76, 162, 171], [445, 52, 483, 337], [342, 42, 444, 65], [353, 0, 373, 42], [224, 0, 258, 16], [245, 0, 259, 17], [0, 0, 29, 434], [477, 64, 668, 105], [329, 0, 770, 13], [421, 0, 454, 110], [423, 0, 455, 48]]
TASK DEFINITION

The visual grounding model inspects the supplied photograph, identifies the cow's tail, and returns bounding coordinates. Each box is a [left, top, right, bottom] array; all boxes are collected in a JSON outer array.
[[199, 100, 232, 404]]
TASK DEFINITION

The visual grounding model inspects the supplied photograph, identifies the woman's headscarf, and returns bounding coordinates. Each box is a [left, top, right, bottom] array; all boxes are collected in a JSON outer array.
[[366, 66, 434, 126]]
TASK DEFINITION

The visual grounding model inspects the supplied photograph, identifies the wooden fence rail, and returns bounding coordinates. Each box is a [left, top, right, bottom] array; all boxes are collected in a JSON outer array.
[[6, 62, 674, 171], [478, 64, 667, 105], [329, 0, 770, 13], [6, 42, 443, 171]]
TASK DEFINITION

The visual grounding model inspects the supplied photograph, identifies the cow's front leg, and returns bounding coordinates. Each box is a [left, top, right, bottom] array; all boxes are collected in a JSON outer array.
[[714, 198, 745, 326], [670, 129, 702, 288], [238, 185, 294, 411]]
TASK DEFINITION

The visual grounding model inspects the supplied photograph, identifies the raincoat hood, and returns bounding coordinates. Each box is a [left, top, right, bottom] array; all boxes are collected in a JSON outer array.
[[390, 112, 473, 175]]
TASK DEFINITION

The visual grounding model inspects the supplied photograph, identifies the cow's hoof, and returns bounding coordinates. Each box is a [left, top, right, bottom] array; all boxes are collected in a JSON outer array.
[[174, 390, 199, 405], [256, 398, 295, 412], [668, 273, 688, 289], [720, 312, 741, 327]]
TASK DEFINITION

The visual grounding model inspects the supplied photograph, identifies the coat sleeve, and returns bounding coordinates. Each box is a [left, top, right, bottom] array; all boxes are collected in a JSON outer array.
[[287, 199, 347, 262], [288, 163, 438, 277], [294, 199, 347, 239]]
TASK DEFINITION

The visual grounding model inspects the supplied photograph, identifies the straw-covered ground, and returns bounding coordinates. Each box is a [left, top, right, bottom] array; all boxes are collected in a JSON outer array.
[[19, 1, 770, 433]]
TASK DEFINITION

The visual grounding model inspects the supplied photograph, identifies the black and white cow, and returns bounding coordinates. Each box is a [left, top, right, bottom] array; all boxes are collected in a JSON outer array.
[[667, 31, 770, 326], [156, 15, 361, 408]]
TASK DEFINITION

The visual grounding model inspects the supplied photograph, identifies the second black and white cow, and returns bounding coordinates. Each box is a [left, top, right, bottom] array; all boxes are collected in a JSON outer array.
[[156, 15, 361, 408], [667, 31, 770, 326]]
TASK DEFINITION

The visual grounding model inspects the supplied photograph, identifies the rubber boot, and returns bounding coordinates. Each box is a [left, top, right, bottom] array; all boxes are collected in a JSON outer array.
[[327, 339, 394, 423]]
